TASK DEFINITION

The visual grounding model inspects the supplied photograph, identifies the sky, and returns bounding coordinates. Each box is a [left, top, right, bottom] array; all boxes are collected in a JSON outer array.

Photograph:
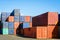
[[0, 0, 60, 16]]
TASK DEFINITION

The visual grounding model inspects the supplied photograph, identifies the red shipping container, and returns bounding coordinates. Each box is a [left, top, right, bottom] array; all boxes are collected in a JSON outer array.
[[20, 29, 24, 34], [32, 12, 58, 26]]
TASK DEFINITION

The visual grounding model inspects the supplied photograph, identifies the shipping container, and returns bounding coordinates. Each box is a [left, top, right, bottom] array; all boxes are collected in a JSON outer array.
[[24, 16, 32, 22], [32, 12, 58, 26], [20, 29, 24, 35], [20, 22, 32, 29], [6, 13, 10, 18], [8, 16, 14, 22], [2, 28, 8, 35], [14, 22, 20, 29], [36, 26, 48, 38], [3, 22, 8, 28], [14, 28, 17, 35], [12, 9, 20, 16], [0, 22, 3, 28], [8, 29, 14, 34], [24, 28, 31, 37], [14, 16, 19, 22], [24, 27, 36, 38], [8, 22, 14, 28], [1, 12, 6, 17], [47, 26, 58, 38], [2, 17, 6, 22], [0, 29, 2, 34], [19, 16, 25, 22]]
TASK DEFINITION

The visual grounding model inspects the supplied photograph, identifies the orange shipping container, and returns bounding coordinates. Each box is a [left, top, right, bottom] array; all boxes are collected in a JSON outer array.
[[8, 16, 14, 22], [14, 22, 21, 29], [47, 26, 58, 38], [36, 26, 47, 39], [14, 28, 16, 35], [30, 22, 32, 27], [25, 16, 31, 22], [23, 26, 48, 38]]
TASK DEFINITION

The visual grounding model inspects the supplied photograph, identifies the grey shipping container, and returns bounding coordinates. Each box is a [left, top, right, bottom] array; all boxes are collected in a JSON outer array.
[[8, 22, 14, 28], [13, 9, 20, 16], [1, 12, 6, 17], [14, 16, 19, 22], [2, 17, 6, 22], [6, 13, 10, 18], [3, 22, 8, 28], [8, 29, 14, 34], [19, 16, 24, 22], [30, 16, 32, 22]]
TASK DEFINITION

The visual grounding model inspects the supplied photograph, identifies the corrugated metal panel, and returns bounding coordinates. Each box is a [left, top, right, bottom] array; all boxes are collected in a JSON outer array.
[[20, 16, 24, 22], [3, 22, 8, 28], [8, 22, 14, 29], [2, 28, 8, 35], [8, 29, 14, 34], [14, 16, 19, 22]]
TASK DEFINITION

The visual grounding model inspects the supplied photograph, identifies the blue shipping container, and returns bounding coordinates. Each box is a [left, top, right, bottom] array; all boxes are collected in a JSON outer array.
[[8, 29, 14, 34], [0, 29, 2, 34], [23, 22, 30, 28], [14, 16, 19, 22], [3, 22, 8, 28], [8, 22, 14, 28], [20, 16, 24, 22]]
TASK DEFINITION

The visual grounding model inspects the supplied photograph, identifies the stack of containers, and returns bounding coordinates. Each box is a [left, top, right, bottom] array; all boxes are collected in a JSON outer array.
[[19, 16, 32, 36], [8, 22, 14, 34], [32, 12, 58, 38], [7, 11, 14, 35], [20, 16, 32, 29], [14, 9, 20, 35], [2, 22, 8, 35], [1, 12, 8, 35]]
